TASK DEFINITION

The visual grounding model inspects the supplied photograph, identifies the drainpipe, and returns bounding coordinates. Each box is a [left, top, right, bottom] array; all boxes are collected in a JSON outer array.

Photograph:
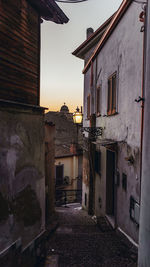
[[138, 1, 150, 266], [139, 9, 146, 201]]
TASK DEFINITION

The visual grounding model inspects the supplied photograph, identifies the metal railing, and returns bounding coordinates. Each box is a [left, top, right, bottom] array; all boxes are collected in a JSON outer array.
[[55, 189, 82, 206]]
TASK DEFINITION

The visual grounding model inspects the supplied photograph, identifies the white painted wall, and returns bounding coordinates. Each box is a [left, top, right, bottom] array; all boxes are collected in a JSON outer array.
[[83, 2, 143, 242]]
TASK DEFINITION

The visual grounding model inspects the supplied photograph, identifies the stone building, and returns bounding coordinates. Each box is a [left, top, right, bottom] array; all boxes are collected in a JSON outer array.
[[0, 0, 68, 265], [73, 0, 144, 244]]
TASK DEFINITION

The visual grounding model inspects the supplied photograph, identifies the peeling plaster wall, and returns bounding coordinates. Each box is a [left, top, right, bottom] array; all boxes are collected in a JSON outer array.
[[0, 106, 45, 251], [55, 156, 79, 190], [45, 123, 55, 222], [94, 146, 106, 216], [82, 151, 90, 210], [95, 3, 142, 243], [83, 3, 143, 243]]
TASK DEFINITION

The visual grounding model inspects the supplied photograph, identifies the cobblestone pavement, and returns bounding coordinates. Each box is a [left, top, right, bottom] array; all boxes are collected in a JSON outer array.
[[45, 203, 137, 267]]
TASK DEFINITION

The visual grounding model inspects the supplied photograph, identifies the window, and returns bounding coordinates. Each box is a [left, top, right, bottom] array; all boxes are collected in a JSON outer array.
[[96, 86, 101, 116], [56, 164, 64, 186], [90, 62, 93, 87], [107, 73, 117, 115], [87, 94, 90, 119], [95, 150, 101, 175]]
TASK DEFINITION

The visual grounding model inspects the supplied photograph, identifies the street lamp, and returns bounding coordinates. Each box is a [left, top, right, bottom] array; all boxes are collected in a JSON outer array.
[[73, 106, 83, 125], [73, 106, 83, 148]]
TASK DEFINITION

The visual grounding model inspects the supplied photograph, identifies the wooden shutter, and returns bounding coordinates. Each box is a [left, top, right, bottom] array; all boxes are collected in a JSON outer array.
[[96, 87, 100, 115], [107, 78, 111, 115], [87, 94, 90, 119], [107, 73, 117, 115], [90, 62, 93, 87], [112, 73, 116, 113]]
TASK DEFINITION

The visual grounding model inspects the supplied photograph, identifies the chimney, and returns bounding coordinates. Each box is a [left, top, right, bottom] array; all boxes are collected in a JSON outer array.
[[86, 28, 94, 39]]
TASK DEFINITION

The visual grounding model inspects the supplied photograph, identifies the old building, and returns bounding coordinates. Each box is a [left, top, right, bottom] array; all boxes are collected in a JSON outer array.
[[45, 121, 55, 224], [0, 0, 68, 265], [73, 0, 144, 244], [45, 104, 83, 204]]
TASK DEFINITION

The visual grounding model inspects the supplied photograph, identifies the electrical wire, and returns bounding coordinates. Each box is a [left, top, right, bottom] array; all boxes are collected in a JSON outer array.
[[55, 0, 88, 3]]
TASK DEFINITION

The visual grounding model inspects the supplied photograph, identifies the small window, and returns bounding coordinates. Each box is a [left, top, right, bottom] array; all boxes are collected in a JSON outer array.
[[96, 86, 101, 116], [95, 150, 101, 175], [107, 73, 117, 115], [87, 94, 90, 119]]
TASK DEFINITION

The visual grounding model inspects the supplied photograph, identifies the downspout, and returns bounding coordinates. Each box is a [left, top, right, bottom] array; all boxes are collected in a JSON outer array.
[[139, 8, 146, 202]]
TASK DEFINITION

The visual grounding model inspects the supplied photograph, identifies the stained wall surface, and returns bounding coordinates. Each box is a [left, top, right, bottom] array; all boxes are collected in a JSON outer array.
[[0, 105, 45, 251], [83, 2, 143, 242]]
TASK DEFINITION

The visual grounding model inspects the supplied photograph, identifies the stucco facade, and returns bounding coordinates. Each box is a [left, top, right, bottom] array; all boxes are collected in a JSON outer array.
[[45, 122, 55, 223], [0, 103, 46, 265], [73, 1, 143, 243]]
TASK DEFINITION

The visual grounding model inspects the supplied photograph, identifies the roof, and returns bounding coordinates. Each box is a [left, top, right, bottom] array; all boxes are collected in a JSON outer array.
[[55, 144, 73, 158], [82, 0, 132, 73], [28, 0, 69, 24], [72, 14, 114, 59], [60, 103, 69, 113]]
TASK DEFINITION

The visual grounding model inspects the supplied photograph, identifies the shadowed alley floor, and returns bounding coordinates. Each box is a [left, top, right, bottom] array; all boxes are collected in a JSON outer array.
[[44, 203, 137, 267]]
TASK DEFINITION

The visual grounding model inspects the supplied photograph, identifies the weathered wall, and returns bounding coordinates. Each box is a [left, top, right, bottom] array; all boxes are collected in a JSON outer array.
[[45, 111, 78, 146], [45, 123, 55, 223], [94, 146, 106, 216], [83, 3, 143, 242], [55, 156, 79, 190], [117, 142, 140, 242], [82, 151, 90, 210], [0, 0, 40, 105], [95, 3, 142, 243], [0, 105, 45, 252]]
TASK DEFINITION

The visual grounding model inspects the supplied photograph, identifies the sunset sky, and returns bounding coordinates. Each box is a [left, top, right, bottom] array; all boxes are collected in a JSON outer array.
[[40, 0, 122, 113]]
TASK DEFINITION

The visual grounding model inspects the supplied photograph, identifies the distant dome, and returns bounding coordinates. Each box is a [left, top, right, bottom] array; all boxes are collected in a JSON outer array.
[[60, 103, 69, 113]]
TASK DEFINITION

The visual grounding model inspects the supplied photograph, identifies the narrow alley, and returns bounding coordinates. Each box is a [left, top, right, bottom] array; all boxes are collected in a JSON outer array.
[[44, 204, 137, 267]]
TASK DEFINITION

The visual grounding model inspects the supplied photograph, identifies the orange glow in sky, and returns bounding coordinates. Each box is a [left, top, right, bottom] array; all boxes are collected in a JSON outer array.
[[40, 0, 122, 113]]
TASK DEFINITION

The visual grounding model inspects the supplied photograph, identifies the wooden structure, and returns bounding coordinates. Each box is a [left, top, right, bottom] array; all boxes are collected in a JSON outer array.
[[0, 0, 68, 105]]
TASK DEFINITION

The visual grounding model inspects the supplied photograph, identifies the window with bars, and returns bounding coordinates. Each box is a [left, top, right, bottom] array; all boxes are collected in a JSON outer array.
[[107, 73, 117, 115], [96, 86, 101, 116], [87, 94, 90, 119]]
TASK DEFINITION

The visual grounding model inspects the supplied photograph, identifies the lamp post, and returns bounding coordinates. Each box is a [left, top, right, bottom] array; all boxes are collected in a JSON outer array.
[[73, 106, 83, 125]]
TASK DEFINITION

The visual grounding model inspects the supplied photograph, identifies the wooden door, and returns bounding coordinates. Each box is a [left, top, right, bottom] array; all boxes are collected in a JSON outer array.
[[106, 150, 115, 215]]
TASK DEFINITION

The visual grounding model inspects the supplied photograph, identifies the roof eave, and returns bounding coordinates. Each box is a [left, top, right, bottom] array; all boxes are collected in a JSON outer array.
[[83, 0, 132, 74], [28, 0, 69, 24], [72, 14, 114, 58]]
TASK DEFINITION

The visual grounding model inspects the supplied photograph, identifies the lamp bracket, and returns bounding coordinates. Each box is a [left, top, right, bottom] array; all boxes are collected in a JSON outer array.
[[82, 127, 103, 137]]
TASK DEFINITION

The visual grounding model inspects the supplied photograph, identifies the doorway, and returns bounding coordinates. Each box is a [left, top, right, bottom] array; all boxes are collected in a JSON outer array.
[[106, 150, 115, 218], [56, 164, 64, 186]]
